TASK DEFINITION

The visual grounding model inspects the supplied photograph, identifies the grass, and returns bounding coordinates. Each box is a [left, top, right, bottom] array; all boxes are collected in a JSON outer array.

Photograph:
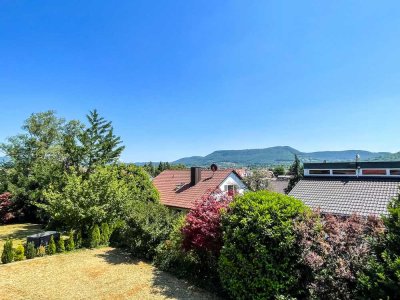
[[0, 247, 219, 300], [0, 223, 43, 249]]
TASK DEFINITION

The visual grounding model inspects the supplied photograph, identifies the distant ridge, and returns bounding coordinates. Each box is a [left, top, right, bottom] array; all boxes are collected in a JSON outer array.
[[170, 146, 394, 167]]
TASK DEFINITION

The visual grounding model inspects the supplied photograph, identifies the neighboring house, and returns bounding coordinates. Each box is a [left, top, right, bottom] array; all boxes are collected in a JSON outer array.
[[268, 176, 291, 194], [289, 161, 400, 216], [153, 167, 246, 210]]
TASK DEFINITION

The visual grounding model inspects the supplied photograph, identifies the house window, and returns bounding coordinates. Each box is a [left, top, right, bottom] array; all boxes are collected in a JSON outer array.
[[225, 185, 238, 196], [362, 169, 387, 176], [309, 170, 330, 175], [332, 169, 356, 175], [390, 169, 400, 176]]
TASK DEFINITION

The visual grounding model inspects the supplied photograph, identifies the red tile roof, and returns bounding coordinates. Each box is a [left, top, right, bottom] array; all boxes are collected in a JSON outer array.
[[153, 169, 236, 209]]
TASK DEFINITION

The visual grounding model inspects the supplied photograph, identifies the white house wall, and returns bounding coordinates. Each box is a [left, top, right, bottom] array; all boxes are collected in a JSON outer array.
[[219, 173, 246, 194]]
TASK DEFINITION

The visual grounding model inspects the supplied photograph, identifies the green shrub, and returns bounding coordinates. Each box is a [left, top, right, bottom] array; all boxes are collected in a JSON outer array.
[[122, 201, 175, 260], [14, 244, 25, 261], [57, 237, 65, 253], [1, 239, 14, 264], [358, 192, 400, 298], [75, 230, 83, 249], [47, 235, 57, 255], [154, 216, 218, 291], [100, 223, 110, 245], [89, 224, 101, 248], [218, 191, 308, 299], [66, 230, 75, 251], [36, 245, 46, 257], [25, 242, 36, 259]]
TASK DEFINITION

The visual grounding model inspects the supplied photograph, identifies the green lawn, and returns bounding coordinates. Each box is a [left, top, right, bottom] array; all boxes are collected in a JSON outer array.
[[0, 223, 43, 249]]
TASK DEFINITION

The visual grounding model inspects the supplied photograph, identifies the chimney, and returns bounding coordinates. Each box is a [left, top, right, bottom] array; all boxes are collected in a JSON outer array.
[[190, 167, 202, 186]]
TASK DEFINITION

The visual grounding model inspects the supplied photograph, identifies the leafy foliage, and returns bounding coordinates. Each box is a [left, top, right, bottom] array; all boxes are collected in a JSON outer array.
[[273, 165, 286, 176], [120, 201, 175, 260], [47, 235, 57, 255], [358, 192, 400, 298], [218, 191, 308, 299], [1, 239, 14, 264], [0, 192, 15, 223], [0, 110, 125, 222], [242, 169, 269, 191], [14, 244, 25, 261], [296, 212, 385, 299], [25, 242, 36, 259], [143, 161, 186, 177], [154, 216, 221, 292], [182, 193, 231, 255], [40, 164, 158, 232]]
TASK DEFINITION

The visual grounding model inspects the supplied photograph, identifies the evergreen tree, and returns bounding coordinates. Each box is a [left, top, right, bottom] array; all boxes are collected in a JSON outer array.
[[89, 224, 101, 248], [100, 223, 110, 245], [1, 239, 14, 264], [75, 230, 83, 249], [79, 109, 125, 175], [57, 237, 65, 253], [66, 230, 75, 251], [157, 162, 164, 175], [47, 235, 56, 255], [285, 154, 303, 194], [25, 242, 36, 259]]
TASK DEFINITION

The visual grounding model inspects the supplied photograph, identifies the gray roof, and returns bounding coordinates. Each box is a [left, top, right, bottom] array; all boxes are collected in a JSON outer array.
[[304, 161, 400, 170], [289, 177, 400, 216]]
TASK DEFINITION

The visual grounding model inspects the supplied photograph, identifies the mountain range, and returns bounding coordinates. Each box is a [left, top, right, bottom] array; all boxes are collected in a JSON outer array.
[[171, 146, 398, 167]]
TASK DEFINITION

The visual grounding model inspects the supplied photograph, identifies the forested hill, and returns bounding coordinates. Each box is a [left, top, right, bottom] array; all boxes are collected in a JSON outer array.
[[172, 146, 394, 167]]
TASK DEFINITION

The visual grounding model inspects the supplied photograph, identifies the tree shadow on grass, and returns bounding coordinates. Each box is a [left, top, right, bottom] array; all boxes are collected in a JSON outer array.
[[94, 248, 143, 265], [96, 248, 220, 299], [150, 268, 221, 300], [0, 224, 43, 240]]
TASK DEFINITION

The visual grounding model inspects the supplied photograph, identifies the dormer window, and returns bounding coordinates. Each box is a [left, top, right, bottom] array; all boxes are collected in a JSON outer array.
[[309, 170, 330, 175], [332, 170, 356, 175], [362, 169, 387, 176], [390, 170, 400, 176]]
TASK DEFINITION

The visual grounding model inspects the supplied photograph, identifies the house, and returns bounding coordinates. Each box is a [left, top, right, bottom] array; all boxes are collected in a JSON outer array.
[[152, 167, 246, 210], [289, 161, 400, 216]]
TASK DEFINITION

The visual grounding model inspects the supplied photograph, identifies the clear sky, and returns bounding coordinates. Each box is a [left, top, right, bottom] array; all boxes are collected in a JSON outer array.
[[1, 1, 399, 162]]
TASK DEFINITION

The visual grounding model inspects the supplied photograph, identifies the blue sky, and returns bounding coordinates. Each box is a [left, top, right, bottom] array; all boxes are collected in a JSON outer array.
[[1, 1, 400, 162]]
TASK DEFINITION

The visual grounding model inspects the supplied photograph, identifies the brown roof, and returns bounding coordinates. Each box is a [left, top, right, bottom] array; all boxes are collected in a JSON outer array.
[[153, 169, 236, 209]]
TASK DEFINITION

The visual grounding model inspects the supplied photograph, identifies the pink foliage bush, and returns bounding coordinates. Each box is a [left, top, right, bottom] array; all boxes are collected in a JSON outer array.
[[296, 211, 385, 299], [0, 192, 15, 223], [181, 191, 232, 255]]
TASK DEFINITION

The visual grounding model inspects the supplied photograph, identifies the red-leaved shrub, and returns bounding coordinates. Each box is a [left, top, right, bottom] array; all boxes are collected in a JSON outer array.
[[0, 192, 15, 224], [296, 211, 385, 299], [181, 191, 232, 255]]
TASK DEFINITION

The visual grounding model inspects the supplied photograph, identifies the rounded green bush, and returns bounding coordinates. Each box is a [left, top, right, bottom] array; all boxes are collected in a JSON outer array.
[[218, 191, 308, 299], [14, 244, 25, 261]]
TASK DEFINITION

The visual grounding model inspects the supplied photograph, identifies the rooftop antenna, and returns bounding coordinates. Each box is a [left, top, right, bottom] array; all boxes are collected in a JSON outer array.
[[356, 154, 361, 177], [210, 163, 218, 175]]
